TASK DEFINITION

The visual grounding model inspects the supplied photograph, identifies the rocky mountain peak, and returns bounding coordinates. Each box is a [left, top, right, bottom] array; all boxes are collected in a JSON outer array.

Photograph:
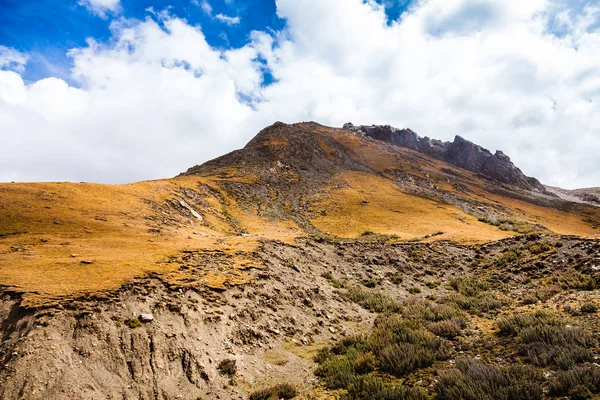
[[344, 123, 546, 192]]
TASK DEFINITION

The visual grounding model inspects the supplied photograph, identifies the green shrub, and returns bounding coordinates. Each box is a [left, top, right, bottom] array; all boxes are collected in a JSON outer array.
[[426, 281, 440, 289], [353, 352, 377, 375], [409, 287, 422, 295], [322, 271, 345, 288], [442, 292, 502, 315], [497, 250, 520, 265], [497, 309, 563, 336], [448, 277, 490, 296], [217, 359, 237, 377], [249, 384, 298, 400], [379, 343, 436, 376], [549, 365, 600, 399], [315, 352, 358, 389], [321, 271, 333, 280], [343, 288, 403, 313], [552, 270, 597, 291], [528, 242, 551, 254], [363, 278, 380, 288], [316, 312, 454, 391], [330, 334, 371, 355], [518, 325, 595, 369], [428, 320, 463, 339], [436, 359, 545, 400], [125, 318, 143, 328], [497, 310, 596, 369], [402, 299, 465, 322], [442, 277, 502, 315], [521, 295, 538, 305], [580, 302, 598, 314], [390, 272, 403, 285], [343, 375, 427, 400]]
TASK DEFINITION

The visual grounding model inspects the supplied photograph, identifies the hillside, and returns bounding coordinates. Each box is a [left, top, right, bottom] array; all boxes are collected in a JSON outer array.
[[0, 121, 599, 399]]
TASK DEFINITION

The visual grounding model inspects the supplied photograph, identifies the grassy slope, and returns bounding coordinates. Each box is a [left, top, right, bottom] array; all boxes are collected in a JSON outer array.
[[0, 178, 295, 307], [309, 171, 511, 242]]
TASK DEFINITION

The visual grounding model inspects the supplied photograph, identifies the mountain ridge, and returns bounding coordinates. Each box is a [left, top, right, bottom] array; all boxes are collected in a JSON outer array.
[[343, 122, 545, 192], [185, 121, 547, 193]]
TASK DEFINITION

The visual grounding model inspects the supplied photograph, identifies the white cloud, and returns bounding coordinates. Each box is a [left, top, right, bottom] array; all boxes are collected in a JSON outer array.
[[1, 0, 599, 188], [192, 0, 213, 16], [216, 14, 241, 25], [79, 0, 121, 18], [0, 46, 28, 73]]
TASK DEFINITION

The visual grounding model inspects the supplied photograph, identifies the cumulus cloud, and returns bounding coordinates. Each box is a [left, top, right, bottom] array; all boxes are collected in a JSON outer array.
[[0, 0, 599, 188], [215, 14, 241, 25], [79, 0, 121, 17]]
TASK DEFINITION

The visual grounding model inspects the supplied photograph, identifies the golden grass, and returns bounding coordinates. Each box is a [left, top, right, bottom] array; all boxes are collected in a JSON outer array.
[[468, 187, 600, 237], [309, 171, 511, 243], [0, 178, 293, 307]]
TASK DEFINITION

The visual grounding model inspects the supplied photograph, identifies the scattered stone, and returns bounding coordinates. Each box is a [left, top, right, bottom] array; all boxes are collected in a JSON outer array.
[[138, 314, 154, 323]]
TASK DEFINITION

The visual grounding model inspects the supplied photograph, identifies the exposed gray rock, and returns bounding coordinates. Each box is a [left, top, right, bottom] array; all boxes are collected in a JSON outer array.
[[344, 123, 546, 192]]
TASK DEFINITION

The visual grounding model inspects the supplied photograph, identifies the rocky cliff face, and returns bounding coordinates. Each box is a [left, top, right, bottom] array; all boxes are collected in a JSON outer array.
[[344, 123, 546, 192]]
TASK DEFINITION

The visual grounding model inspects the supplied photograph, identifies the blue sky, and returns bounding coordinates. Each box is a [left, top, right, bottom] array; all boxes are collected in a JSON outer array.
[[0, 0, 412, 84], [0, 0, 286, 83], [0, 0, 599, 188]]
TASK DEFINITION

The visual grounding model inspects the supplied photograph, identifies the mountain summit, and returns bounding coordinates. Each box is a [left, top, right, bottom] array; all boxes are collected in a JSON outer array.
[[185, 121, 544, 192]]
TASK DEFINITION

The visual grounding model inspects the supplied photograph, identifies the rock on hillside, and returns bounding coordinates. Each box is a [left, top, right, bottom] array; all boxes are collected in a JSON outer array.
[[344, 123, 546, 192], [546, 186, 600, 207]]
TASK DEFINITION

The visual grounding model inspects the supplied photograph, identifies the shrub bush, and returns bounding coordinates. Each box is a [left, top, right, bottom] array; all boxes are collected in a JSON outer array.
[[497, 310, 596, 369], [249, 383, 298, 400], [343, 288, 403, 313], [409, 287, 422, 295], [316, 313, 454, 391], [343, 375, 427, 400], [528, 242, 551, 254], [580, 302, 598, 314], [497, 250, 520, 265], [379, 343, 436, 376], [402, 299, 465, 322], [552, 269, 597, 291], [428, 319, 463, 340], [315, 354, 357, 389], [125, 318, 143, 328], [442, 292, 502, 315], [217, 359, 237, 377], [448, 277, 490, 296], [497, 309, 562, 336], [436, 358, 545, 400], [353, 352, 377, 375], [442, 277, 502, 315], [549, 365, 600, 399]]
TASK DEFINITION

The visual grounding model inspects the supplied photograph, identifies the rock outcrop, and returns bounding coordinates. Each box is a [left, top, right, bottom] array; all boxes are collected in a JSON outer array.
[[344, 123, 546, 192]]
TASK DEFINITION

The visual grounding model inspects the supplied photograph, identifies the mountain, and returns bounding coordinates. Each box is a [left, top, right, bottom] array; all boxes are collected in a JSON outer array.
[[0, 121, 599, 400], [182, 121, 599, 239]]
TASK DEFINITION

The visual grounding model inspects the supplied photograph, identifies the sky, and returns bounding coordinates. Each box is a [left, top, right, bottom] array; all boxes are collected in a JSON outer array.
[[0, 0, 599, 189]]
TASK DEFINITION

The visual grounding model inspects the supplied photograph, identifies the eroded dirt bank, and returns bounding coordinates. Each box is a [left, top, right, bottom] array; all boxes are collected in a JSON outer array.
[[0, 235, 599, 399]]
